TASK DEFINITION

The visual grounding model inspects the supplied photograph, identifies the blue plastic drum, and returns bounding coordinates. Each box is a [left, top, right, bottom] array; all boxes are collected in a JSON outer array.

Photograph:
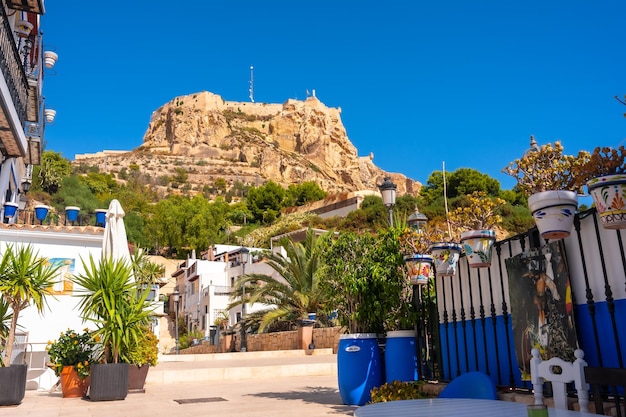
[[337, 333, 382, 406], [384, 330, 418, 383]]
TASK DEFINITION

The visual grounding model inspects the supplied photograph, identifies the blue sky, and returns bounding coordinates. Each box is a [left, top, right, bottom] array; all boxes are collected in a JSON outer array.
[[42, 1, 625, 192]]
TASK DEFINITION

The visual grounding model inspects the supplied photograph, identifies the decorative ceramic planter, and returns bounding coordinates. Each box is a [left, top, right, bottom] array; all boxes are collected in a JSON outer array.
[[527, 190, 577, 240], [404, 254, 433, 285], [460, 229, 496, 268], [34, 204, 49, 222], [65, 206, 80, 223], [429, 242, 462, 276], [3, 202, 18, 218], [587, 174, 626, 229]]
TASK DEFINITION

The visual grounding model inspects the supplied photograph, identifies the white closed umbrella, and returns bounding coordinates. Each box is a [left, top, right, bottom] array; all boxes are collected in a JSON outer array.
[[102, 199, 131, 263]]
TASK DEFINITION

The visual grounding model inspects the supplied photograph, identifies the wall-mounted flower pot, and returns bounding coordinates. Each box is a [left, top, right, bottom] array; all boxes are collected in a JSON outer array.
[[587, 174, 626, 229], [95, 209, 107, 227], [44, 108, 56, 123], [34, 204, 49, 223], [404, 254, 433, 285], [15, 20, 33, 38], [65, 206, 80, 223], [429, 242, 462, 276], [43, 51, 58, 69], [460, 229, 496, 268], [528, 190, 577, 240], [3, 202, 18, 218]]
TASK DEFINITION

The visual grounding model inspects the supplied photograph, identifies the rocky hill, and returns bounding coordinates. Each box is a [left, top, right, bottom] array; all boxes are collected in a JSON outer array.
[[74, 92, 421, 197]]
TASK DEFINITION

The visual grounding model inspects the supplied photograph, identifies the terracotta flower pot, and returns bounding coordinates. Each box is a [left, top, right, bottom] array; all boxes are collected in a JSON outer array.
[[527, 190, 577, 240], [60, 366, 89, 398], [587, 174, 626, 229]]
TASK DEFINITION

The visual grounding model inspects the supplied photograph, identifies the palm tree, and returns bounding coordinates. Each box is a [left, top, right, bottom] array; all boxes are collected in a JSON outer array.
[[228, 228, 328, 332], [0, 244, 60, 365], [131, 248, 165, 286]]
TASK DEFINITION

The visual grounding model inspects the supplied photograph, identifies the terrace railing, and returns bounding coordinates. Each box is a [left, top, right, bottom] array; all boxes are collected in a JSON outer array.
[[424, 207, 625, 390]]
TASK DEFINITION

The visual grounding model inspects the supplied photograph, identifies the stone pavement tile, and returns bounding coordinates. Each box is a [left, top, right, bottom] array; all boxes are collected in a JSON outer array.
[[2, 375, 357, 417]]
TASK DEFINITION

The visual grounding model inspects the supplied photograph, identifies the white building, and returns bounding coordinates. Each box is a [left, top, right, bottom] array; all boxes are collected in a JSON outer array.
[[171, 246, 280, 344]]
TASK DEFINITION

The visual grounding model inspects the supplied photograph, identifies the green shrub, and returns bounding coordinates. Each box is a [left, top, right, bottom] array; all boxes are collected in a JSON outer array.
[[370, 380, 428, 403]]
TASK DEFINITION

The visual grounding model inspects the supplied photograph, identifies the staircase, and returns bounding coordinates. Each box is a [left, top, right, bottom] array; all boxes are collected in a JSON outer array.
[[146, 349, 337, 385]]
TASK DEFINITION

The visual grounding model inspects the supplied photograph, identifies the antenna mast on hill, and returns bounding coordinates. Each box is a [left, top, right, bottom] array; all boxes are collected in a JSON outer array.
[[249, 65, 254, 103]]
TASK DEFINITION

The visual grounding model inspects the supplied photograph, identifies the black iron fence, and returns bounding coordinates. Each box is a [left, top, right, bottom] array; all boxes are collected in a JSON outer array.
[[420, 207, 625, 389]]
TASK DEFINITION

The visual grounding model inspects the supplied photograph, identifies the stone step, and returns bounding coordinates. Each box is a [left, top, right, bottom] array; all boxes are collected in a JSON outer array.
[[146, 349, 337, 385]]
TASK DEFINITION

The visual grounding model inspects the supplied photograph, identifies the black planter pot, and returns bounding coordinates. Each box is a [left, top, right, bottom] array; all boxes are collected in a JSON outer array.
[[89, 363, 129, 401], [0, 364, 27, 406]]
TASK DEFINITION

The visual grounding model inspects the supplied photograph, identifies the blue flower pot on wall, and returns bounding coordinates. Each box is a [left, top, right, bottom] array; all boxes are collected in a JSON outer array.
[[3, 202, 18, 218], [95, 209, 107, 227], [34, 205, 49, 223], [65, 206, 80, 223]]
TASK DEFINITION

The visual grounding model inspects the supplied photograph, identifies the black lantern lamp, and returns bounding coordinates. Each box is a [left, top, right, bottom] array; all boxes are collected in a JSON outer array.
[[378, 177, 397, 226], [408, 207, 429, 232]]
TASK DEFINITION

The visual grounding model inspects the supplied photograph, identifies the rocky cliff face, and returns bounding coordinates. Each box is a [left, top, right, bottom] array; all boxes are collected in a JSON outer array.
[[78, 92, 420, 196]]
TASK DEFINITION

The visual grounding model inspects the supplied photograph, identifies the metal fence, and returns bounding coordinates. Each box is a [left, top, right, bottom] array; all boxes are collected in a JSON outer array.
[[421, 207, 625, 389]]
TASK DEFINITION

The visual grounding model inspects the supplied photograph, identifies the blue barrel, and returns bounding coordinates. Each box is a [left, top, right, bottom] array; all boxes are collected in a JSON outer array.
[[337, 333, 382, 406], [385, 330, 418, 383]]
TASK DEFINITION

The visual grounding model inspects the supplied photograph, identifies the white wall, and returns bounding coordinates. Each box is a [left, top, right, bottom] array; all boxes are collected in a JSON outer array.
[[0, 227, 104, 344]]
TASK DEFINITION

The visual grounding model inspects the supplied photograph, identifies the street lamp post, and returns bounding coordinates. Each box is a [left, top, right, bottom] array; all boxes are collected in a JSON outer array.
[[173, 288, 180, 355], [379, 177, 397, 226], [240, 247, 250, 352]]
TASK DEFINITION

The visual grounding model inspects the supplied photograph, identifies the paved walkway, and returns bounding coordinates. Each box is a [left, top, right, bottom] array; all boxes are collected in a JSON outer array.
[[3, 374, 356, 417]]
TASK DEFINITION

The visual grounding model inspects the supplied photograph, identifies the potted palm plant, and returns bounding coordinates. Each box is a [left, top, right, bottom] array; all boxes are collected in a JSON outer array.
[[577, 145, 626, 229], [502, 136, 590, 239], [449, 191, 506, 268], [71, 255, 154, 401], [0, 244, 59, 406]]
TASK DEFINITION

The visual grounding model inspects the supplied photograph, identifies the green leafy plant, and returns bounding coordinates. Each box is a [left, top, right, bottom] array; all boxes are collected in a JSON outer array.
[[370, 380, 428, 403], [126, 326, 158, 366], [502, 138, 590, 197], [319, 228, 413, 333], [46, 328, 98, 379], [71, 255, 154, 364]]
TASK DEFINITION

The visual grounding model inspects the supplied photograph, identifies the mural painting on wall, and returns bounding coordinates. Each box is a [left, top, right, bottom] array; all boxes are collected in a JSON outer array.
[[505, 241, 578, 380], [48, 258, 75, 294]]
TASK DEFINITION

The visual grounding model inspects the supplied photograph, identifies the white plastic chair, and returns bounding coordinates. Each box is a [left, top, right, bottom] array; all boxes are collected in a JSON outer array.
[[530, 348, 589, 412]]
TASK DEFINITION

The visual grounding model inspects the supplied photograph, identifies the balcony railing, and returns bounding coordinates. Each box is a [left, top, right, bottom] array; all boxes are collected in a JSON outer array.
[[4, 208, 106, 228], [0, 6, 29, 128]]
